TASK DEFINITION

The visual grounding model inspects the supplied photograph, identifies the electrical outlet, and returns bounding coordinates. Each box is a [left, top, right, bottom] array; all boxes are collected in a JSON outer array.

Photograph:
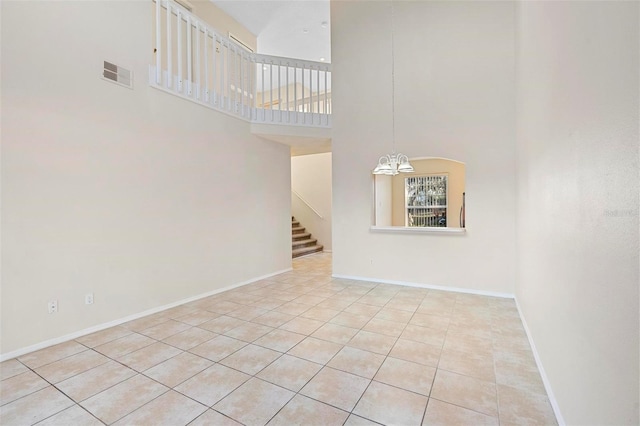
[[85, 293, 94, 305], [48, 300, 58, 314]]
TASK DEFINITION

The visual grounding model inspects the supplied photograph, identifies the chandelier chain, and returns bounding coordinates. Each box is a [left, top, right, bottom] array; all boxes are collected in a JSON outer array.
[[391, 1, 396, 154], [372, 1, 413, 176]]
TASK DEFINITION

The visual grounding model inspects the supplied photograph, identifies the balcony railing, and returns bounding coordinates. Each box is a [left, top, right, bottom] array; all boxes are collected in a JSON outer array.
[[150, 0, 331, 128]]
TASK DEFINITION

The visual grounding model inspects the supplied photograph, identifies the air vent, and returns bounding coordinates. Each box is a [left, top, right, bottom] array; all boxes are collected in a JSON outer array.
[[102, 61, 133, 89]]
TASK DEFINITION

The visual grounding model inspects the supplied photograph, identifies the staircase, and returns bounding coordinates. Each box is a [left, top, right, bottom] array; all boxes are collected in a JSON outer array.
[[292, 217, 323, 258]]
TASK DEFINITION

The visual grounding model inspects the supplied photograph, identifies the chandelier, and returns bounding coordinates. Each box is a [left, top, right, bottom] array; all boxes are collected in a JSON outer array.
[[372, 2, 413, 176], [373, 153, 414, 175]]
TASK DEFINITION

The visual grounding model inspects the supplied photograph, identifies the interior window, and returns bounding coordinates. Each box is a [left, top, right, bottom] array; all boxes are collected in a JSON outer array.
[[373, 157, 465, 229]]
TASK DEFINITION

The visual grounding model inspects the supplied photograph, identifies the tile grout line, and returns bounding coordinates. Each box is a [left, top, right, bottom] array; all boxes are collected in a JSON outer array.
[[14, 360, 107, 426], [2, 254, 548, 425]]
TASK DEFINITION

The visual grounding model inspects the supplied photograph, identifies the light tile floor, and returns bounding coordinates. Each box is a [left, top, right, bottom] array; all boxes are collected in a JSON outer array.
[[0, 253, 557, 425]]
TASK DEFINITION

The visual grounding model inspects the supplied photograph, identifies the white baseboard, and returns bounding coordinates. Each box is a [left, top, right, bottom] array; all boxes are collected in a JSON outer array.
[[0, 267, 292, 362], [514, 298, 565, 426], [331, 274, 515, 299]]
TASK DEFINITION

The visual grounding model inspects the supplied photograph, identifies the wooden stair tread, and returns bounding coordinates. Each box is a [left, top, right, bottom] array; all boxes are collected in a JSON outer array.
[[293, 232, 312, 241], [292, 238, 317, 248], [292, 244, 324, 258]]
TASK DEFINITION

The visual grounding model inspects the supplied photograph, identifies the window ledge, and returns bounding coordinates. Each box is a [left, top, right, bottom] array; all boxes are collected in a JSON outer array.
[[370, 226, 466, 235]]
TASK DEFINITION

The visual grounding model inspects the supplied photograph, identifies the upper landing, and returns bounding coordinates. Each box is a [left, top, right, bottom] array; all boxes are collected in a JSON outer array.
[[150, 0, 332, 154]]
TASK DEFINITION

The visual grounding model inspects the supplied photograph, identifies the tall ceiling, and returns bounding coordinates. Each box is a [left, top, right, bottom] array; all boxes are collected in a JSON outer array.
[[211, 0, 331, 63]]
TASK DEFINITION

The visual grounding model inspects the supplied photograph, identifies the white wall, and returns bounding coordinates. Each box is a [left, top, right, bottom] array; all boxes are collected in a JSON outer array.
[[515, 2, 639, 424], [190, 0, 256, 52], [1, 1, 291, 355], [374, 175, 392, 227], [291, 152, 332, 251], [331, 1, 516, 293]]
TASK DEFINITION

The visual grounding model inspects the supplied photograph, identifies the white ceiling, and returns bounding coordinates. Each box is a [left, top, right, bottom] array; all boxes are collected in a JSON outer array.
[[210, 0, 331, 63]]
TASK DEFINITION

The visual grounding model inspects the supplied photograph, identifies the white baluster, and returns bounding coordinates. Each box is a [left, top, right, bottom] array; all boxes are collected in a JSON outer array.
[[225, 40, 233, 111], [324, 69, 328, 124], [177, 9, 182, 92], [212, 35, 217, 105], [232, 45, 237, 113], [301, 64, 305, 124], [186, 15, 192, 96], [261, 60, 265, 122], [155, 0, 161, 84], [286, 63, 290, 123], [239, 51, 244, 116], [195, 21, 200, 100], [166, 0, 172, 88], [204, 27, 208, 102], [249, 56, 255, 120], [269, 62, 273, 122], [221, 40, 225, 109]]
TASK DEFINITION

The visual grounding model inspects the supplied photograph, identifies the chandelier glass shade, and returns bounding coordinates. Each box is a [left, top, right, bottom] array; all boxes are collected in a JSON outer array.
[[372, 153, 414, 175]]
